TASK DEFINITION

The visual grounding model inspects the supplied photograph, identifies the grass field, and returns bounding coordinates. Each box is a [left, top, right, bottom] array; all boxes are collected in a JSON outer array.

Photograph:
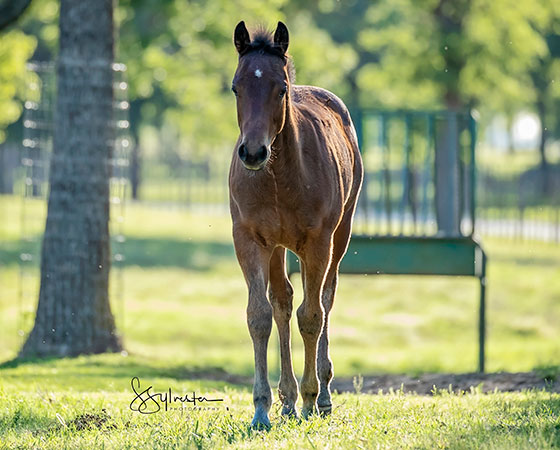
[[1, 365, 558, 449], [2, 196, 559, 374], [1, 195, 559, 448]]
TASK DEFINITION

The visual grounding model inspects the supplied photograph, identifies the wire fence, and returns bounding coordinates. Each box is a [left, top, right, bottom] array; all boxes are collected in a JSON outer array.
[[129, 146, 560, 244], [12, 61, 130, 345], [477, 169, 560, 243], [1, 65, 559, 244]]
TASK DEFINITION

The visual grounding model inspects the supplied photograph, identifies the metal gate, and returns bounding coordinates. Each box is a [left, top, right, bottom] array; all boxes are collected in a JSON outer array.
[[288, 110, 488, 372]]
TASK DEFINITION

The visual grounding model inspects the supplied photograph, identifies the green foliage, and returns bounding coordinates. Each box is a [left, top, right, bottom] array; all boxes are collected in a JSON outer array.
[[4, 0, 358, 155], [21, 0, 59, 54], [0, 30, 36, 143], [355, 0, 555, 114], [5, 0, 560, 153], [117, 0, 357, 156], [287, 12, 358, 100]]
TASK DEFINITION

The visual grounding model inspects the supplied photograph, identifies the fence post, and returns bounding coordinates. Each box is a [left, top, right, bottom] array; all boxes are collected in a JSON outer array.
[[435, 111, 460, 236]]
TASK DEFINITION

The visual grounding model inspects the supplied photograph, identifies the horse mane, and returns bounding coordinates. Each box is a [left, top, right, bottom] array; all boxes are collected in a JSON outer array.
[[242, 26, 296, 83]]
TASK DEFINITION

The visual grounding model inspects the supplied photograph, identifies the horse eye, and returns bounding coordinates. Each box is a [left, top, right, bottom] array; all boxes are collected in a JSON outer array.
[[279, 87, 287, 98], [231, 86, 238, 96]]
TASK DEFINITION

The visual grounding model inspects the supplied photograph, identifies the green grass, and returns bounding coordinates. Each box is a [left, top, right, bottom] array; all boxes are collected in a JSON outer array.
[[1, 194, 560, 448], [2, 195, 559, 374], [1, 365, 559, 449], [477, 145, 560, 176]]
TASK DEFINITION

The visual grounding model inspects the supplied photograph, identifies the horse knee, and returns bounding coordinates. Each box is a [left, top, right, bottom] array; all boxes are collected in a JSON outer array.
[[296, 303, 323, 337], [247, 302, 273, 340], [269, 280, 294, 319]]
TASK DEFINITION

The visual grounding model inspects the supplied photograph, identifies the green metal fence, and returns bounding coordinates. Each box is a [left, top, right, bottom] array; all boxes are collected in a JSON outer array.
[[288, 109, 488, 372]]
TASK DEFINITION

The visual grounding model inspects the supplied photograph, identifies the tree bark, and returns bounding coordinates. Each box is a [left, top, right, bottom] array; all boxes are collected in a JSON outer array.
[[506, 113, 515, 154], [0, 144, 17, 194], [537, 100, 549, 170], [432, 0, 468, 236], [128, 99, 142, 200], [536, 98, 550, 195], [0, 144, 7, 193], [20, 0, 121, 357], [130, 143, 140, 200]]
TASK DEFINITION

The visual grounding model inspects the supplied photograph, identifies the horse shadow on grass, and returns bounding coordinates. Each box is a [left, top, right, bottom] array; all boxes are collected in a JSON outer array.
[[0, 236, 236, 271], [122, 237, 236, 271], [0, 353, 253, 387]]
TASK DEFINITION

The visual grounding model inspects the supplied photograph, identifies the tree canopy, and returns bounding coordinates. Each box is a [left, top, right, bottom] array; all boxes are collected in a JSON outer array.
[[1, 0, 559, 152], [0, 28, 35, 144]]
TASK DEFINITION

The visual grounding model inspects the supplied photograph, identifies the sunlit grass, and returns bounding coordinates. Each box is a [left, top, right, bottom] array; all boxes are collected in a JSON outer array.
[[477, 144, 560, 175], [0, 372, 558, 449]]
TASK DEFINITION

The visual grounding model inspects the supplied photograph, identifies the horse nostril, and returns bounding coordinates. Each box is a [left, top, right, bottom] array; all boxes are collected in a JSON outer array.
[[238, 144, 248, 162], [256, 146, 267, 162]]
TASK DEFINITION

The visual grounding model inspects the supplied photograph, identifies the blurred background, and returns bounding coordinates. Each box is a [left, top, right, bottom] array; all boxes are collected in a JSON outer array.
[[0, 0, 559, 378]]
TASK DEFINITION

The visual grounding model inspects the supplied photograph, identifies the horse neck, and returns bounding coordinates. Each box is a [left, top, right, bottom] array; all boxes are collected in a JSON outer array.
[[271, 97, 301, 174]]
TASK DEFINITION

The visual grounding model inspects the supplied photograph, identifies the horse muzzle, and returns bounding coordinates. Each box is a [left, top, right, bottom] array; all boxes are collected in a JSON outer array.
[[238, 144, 270, 171]]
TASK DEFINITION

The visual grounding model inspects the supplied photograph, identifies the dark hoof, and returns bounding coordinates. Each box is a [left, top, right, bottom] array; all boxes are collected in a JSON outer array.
[[281, 404, 299, 419], [318, 403, 332, 417], [250, 409, 271, 430], [301, 405, 317, 420]]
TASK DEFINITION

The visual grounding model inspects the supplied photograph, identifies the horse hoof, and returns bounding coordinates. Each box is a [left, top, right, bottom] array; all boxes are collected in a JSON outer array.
[[250, 410, 271, 430], [281, 405, 299, 419], [318, 403, 332, 417], [301, 406, 316, 420]]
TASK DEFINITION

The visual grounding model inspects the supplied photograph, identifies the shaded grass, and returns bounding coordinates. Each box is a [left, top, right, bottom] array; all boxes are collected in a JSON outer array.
[[1, 196, 559, 375], [0, 354, 250, 393]]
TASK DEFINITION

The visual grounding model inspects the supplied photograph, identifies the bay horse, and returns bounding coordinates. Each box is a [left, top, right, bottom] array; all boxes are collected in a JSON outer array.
[[229, 21, 363, 428]]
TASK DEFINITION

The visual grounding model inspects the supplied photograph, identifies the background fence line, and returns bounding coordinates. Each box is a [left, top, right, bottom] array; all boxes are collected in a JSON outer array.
[[1, 64, 558, 244]]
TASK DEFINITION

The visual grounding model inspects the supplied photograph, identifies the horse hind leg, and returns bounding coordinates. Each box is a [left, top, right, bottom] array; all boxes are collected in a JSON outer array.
[[298, 237, 332, 419], [268, 247, 299, 418], [317, 212, 354, 416], [317, 272, 337, 416]]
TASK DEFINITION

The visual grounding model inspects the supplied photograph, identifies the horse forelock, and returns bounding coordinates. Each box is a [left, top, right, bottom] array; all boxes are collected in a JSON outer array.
[[239, 27, 296, 84]]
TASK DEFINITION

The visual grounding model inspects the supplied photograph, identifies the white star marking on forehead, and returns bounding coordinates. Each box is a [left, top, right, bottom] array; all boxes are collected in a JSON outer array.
[[254, 69, 262, 78]]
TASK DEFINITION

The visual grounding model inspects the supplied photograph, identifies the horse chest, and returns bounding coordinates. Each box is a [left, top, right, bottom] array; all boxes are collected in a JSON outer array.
[[233, 186, 326, 249]]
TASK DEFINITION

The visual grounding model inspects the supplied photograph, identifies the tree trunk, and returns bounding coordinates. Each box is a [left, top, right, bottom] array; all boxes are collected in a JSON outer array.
[[537, 99, 550, 195], [0, 144, 7, 193], [506, 113, 515, 154], [0, 144, 16, 194], [432, 0, 468, 236], [130, 143, 140, 200], [128, 99, 142, 200], [20, 0, 121, 358]]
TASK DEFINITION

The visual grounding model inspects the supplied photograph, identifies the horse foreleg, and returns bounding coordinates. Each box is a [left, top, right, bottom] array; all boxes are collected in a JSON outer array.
[[234, 229, 273, 429], [298, 237, 332, 419], [268, 247, 298, 418]]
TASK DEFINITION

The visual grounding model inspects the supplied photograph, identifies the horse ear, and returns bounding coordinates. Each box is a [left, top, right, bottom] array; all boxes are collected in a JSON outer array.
[[273, 21, 289, 55], [234, 21, 251, 55]]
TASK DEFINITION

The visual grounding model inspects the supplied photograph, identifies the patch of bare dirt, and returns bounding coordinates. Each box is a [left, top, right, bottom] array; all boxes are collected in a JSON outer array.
[[67, 409, 116, 431], [331, 371, 560, 395]]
